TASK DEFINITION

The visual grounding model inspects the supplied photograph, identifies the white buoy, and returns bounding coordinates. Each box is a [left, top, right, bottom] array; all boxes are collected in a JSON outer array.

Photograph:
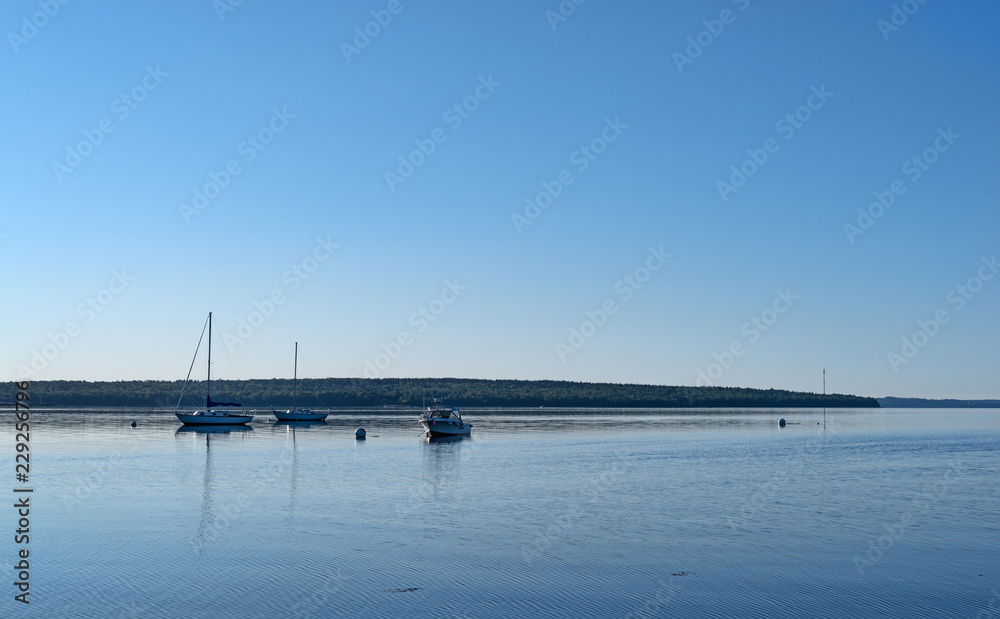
[[355, 428, 366, 439]]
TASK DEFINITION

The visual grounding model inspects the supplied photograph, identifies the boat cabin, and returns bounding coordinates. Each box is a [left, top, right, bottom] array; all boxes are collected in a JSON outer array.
[[425, 407, 463, 422]]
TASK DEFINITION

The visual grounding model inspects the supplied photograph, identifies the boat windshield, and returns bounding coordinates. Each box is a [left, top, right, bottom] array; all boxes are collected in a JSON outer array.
[[427, 408, 461, 421]]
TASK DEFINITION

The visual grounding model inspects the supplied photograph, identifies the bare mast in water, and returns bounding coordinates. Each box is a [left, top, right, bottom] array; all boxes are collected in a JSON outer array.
[[273, 342, 329, 421], [207, 311, 212, 407]]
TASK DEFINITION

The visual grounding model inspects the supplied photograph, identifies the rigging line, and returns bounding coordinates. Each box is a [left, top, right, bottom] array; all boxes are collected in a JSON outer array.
[[176, 314, 210, 410], [214, 314, 242, 382], [299, 349, 312, 381], [283, 346, 294, 383], [298, 349, 313, 405]]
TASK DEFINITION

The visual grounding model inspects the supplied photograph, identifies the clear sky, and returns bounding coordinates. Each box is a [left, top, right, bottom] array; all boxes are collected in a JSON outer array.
[[3, 0, 998, 399]]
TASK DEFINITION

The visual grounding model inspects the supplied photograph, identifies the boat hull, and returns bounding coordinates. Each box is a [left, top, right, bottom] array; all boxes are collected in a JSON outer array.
[[176, 412, 253, 426], [273, 411, 329, 421], [420, 419, 472, 437]]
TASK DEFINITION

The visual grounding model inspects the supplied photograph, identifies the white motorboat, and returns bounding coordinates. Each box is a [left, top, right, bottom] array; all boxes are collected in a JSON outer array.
[[273, 342, 328, 422], [419, 399, 472, 437], [175, 312, 253, 426]]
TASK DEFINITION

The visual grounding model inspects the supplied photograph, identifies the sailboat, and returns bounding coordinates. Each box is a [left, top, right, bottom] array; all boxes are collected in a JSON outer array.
[[273, 342, 328, 421], [175, 312, 254, 426]]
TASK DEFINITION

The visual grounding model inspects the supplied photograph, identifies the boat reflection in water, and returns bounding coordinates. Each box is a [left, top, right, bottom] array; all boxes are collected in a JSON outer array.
[[271, 420, 327, 429], [176, 425, 254, 435], [424, 434, 471, 444], [175, 424, 253, 554]]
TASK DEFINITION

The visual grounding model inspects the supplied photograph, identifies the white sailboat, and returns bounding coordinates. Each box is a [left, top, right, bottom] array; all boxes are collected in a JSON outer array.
[[273, 342, 328, 422], [175, 312, 254, 426]]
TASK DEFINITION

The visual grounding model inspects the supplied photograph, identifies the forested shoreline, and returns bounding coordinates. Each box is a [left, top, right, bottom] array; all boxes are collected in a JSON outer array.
[[6, 378, 878, 408]]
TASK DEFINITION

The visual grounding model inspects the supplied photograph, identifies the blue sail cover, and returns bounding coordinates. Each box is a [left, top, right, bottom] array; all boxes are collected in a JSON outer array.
[[207, 396, 242, 408]]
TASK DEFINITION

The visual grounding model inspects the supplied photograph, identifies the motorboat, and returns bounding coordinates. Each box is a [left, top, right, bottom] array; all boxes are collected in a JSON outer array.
[[419, 399, 472, 437]]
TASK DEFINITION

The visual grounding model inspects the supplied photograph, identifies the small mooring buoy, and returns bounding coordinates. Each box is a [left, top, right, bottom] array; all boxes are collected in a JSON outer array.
[[779, 418, 786, 427], [355, 428, 366, 440], [130, 421, 137, 427]]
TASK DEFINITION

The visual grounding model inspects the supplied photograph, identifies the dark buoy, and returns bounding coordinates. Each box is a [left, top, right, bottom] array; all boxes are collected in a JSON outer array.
[[779, 418, 786, 427], [130, 421, 137, 427], [355, 428, 366, 440]]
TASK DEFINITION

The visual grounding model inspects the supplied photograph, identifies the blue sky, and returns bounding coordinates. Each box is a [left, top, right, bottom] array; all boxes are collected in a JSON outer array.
[[3, 0, 998, 398]]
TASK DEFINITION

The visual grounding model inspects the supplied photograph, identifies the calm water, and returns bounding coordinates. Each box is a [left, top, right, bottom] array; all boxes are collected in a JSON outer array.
[[3, 408, 998, 618]]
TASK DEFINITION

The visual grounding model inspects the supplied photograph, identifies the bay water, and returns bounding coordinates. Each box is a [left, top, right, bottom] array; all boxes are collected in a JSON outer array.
[[3, 408, 998, 618]]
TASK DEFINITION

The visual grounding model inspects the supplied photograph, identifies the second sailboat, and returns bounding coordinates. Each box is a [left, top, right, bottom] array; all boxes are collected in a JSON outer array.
[[273, 342, 328, 422]]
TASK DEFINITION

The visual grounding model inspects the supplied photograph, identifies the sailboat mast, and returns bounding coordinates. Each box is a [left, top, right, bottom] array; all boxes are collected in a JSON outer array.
[[293, 342, 298, 410], [207, 311, 212, 408]]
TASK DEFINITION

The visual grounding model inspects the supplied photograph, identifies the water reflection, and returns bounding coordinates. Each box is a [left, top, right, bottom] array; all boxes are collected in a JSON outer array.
[[174, 425, 253, 554], [278, 422, 300, 523], [175, 425, 254, 435], [272, 420, 328, 429], [424, 434, 472, 444], [419, 433, 470, 513], [195, 428, 216, 554], [7, 409, 1000, 618]]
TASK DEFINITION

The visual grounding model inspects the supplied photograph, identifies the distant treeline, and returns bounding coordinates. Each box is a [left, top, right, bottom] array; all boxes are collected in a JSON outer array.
[[877, 397, 1000, 408], [8, 378, 878, 409]]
